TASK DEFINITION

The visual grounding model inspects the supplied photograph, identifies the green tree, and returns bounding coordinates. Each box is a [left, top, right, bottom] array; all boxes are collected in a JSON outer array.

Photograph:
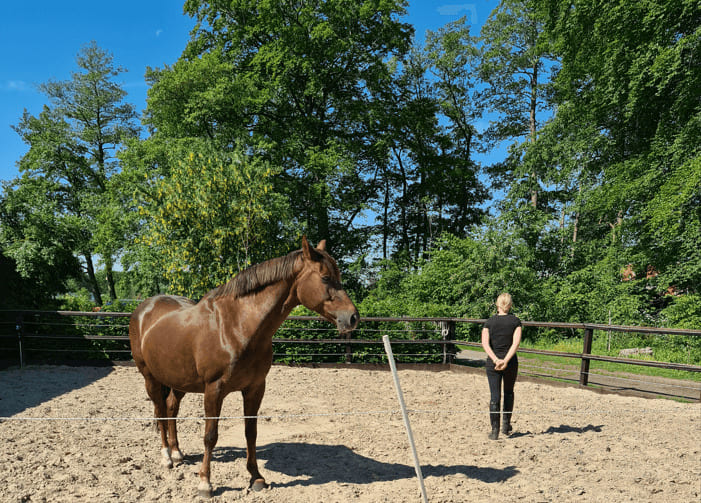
[[371, 18, 487, 264], [0, 178, 82, 307], [126, 140, 293, 298], [479, 0, 557, 210], [543, 0, 701, 323], [360, 224, 543, 322], [6, 42, 139, 304], [141, 0, 414, 260], [376, 47, 469, 262]]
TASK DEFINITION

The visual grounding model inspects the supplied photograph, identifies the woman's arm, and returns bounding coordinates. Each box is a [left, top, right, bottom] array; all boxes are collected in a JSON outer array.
[[499, 325, 522, 369], [481, 327, 500, 364]]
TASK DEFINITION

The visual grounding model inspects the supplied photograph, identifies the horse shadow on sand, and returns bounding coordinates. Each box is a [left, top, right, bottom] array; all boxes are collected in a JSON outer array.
[[194, 442, 518, 493]]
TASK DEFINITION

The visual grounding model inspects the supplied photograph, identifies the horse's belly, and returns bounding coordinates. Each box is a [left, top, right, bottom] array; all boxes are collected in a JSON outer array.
[[141, 319, 205, 391], [146, 356, 205, 392], [142, 317, 248, 393]]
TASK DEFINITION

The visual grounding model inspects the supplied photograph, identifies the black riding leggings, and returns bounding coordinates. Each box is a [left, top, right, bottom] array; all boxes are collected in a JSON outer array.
[[486, 356, 518, 402]]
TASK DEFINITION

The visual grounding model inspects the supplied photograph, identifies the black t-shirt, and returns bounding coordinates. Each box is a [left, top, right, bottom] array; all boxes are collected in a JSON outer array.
[[484, 314, 521, 358]]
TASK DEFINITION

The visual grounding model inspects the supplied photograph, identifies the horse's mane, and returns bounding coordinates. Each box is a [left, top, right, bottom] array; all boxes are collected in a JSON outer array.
[[202, 246, 342, 301], [202, 250, 303, 300]]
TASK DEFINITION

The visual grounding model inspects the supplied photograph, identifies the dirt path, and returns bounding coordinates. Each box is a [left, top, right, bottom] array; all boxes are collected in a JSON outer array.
[[1, 365, 699, 502]]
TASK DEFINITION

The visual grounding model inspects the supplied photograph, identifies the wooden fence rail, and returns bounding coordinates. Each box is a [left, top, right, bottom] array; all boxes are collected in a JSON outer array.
[[1, 311, 699, 398]]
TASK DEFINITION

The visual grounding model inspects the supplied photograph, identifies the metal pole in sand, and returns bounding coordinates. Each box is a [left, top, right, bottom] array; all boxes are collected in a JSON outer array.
[[382, 334, 429, 503]]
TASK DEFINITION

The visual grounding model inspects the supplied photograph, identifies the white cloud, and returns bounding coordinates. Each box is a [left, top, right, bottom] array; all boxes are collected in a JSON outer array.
[[3, 80, 28, 91], [155, 29, 163, 37], [437, 4, 478, 23]]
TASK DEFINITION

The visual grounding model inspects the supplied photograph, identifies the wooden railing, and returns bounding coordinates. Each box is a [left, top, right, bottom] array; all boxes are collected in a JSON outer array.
[[1, 311, 699, 398]]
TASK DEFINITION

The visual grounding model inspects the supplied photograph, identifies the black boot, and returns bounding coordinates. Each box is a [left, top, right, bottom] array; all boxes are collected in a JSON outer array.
[[502, 391, 514, 436], [488, 400, 500, 440]]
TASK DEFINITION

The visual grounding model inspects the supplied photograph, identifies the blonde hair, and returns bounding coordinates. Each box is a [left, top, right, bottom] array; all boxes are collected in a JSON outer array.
[[496, 293, 512, 313]]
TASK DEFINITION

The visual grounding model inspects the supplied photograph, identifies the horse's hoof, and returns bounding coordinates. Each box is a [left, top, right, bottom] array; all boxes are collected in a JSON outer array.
[[197, 480, 213, 498], [251, 478, 268, 491], [160, 447, 173, 468], [171, 449, 184, 464]]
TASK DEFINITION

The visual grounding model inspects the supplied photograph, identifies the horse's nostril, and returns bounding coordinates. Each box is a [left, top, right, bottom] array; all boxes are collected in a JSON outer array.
[[350, 313, 358, 327]]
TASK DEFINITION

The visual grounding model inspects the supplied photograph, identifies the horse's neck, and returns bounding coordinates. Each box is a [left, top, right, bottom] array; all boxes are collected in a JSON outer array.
[[217, 279, 296, 338]]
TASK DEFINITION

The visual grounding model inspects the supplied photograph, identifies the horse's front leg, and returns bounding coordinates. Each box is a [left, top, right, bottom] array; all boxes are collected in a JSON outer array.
[[243, 381, 268, 491], [198, 383, 224, 498]]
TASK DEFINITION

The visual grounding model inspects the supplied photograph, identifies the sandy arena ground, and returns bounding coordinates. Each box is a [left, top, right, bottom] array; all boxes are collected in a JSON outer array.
[[0, 364, 699, 502]]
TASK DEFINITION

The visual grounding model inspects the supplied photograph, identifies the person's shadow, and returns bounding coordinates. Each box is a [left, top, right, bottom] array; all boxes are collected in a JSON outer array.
[[505, 424, 604, 438], [197, 442, 518, 495], [542, 424, 603, 434]]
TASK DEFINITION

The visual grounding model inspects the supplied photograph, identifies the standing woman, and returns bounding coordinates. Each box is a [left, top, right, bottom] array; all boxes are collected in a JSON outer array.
[[481, 293, 522, 440]]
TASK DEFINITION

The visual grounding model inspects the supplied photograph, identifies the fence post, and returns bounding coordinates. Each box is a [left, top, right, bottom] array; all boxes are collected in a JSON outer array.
[[15, 312, 25, 368], [382, 335, 429, 503], [440, 321, 456, 364], [579, 327, 594, 386], [345, 334, 352, 364]]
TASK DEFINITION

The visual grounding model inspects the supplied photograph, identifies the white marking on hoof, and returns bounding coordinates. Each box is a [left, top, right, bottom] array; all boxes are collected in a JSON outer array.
[[198, 479, 213, 498], [160, 447, 173, 468], [251, 478, 268, 491], [171, 448, 184, 464]]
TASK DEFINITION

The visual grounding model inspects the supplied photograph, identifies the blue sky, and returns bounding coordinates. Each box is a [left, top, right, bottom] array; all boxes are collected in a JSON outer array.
[[0, 1, 498, 183]]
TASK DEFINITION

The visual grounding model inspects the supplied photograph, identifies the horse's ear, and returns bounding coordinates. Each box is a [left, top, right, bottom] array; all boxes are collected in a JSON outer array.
[[316, 240, 326, 251], [301, 235, 312, 260]]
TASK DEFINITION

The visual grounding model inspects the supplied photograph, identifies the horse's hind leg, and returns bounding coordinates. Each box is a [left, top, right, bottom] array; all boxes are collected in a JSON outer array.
[[142, 373, 174, 468], [243, 381, 268, 491], [167, 389, 186, 464]]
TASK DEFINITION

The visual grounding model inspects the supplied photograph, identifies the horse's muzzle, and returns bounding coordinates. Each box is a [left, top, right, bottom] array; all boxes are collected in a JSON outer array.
[[334, 309, 360, 334]]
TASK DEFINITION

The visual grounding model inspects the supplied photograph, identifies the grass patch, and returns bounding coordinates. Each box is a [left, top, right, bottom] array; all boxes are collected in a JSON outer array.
[[520, 338, 701, 382], [455, 336, 701, 383]]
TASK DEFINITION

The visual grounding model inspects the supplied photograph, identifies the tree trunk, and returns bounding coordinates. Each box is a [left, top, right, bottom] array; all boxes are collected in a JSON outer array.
[[382, 172, 389, 261], [84, 252, 102, 306], [106, 266, 117, 301], [559, 207, 565, 244], [571, 211, 579, 258], [529, 59, 539, 208], [572, 185, 581, 248], [393, 147, 410, 258], [317, 202, 330, 247]]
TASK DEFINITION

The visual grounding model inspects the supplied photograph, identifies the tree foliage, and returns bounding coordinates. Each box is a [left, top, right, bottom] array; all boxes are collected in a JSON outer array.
[[142, 0, 415, 259], [2, 42, 138, 304], [0, 177, 82, 306], [0, 1, 697, 336], [370, 17, 487, 263], [124, 140, 292, 298], [362, 0, 700, 331], [539, 0, 701, 321]]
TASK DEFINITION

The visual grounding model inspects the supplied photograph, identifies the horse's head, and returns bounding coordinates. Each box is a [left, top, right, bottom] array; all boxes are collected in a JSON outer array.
[[283, 236, 359, 334]]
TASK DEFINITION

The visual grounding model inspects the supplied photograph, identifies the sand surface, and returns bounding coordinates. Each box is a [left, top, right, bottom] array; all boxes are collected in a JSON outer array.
[[0, 364, 699, 502]]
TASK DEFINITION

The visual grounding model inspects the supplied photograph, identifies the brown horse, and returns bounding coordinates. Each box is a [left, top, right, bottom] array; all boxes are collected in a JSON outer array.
[[129, 237, 359, 497]]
